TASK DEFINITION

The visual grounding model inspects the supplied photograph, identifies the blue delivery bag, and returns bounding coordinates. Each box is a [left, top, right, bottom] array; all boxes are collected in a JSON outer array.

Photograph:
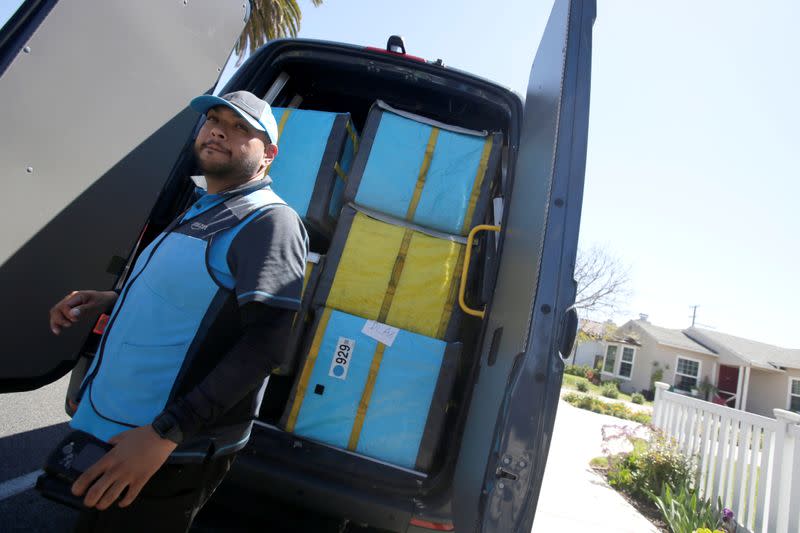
[[344, 101, 502, 236], [282, 308, 460, 472], [269, 108, 358, 240]]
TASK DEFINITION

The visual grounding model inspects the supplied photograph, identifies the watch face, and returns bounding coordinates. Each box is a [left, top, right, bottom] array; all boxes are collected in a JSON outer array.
[[164, 426, 183, 444], [153, 416, 182, 444]]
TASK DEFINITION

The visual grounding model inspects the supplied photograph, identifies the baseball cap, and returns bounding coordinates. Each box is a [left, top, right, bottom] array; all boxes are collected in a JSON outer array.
[[190, 91, 279, 144]]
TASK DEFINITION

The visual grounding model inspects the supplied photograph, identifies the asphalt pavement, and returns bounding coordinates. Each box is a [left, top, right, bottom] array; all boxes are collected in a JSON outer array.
[[0, 377, 352, 532], [0, 375, 80, 531]]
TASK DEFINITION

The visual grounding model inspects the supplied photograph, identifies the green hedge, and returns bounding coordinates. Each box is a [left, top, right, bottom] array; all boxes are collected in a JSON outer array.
[[562, 392, 651, 424]]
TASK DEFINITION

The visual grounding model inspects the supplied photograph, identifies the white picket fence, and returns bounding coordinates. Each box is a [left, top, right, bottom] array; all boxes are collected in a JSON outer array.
[[653, 382, 800, 533]]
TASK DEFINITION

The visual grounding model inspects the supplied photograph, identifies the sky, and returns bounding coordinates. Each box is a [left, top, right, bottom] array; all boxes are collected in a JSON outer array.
[[1, 0, 797, 348]]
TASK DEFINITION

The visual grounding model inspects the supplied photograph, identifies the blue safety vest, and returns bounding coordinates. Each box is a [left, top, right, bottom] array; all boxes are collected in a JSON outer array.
[[71, 179, 289, 459]]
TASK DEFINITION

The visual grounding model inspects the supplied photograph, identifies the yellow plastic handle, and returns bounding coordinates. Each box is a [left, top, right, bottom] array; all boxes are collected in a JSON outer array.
[[459, 224, 501, 319]]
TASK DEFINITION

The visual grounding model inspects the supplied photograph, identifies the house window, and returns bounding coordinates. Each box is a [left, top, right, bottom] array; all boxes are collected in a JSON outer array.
[[790, 379, 800, 413], [603, 345, 617, 374], [619, 347, 635, 379], [602, 344, 636, 380], [674, 356, 701, 392]]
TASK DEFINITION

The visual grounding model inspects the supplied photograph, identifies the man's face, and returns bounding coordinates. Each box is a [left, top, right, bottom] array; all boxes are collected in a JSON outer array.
[[193, 106, 277, 180]]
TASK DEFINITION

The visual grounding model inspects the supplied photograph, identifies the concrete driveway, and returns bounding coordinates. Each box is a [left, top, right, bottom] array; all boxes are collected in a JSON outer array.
[[532, 400, 660, 532]]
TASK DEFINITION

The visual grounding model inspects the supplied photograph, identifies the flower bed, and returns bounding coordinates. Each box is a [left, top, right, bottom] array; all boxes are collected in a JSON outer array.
[[591, 425, 739, 533]]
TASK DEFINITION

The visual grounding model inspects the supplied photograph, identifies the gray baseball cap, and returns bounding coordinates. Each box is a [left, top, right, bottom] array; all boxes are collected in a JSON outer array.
[[191, 91, 279, 144]]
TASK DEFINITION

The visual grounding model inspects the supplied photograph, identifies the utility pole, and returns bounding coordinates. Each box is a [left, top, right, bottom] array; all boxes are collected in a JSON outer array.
[[689, 305, 699, 327]]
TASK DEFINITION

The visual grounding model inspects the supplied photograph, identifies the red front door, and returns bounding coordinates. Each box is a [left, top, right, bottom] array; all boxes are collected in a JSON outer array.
[[716, 365, 739, 406]]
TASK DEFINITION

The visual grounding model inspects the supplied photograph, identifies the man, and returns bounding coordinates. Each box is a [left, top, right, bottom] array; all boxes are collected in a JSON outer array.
[[48, 91, 308, 532]]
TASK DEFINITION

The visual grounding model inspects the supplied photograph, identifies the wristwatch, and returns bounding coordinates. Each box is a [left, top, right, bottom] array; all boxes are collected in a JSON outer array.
[[151, 412, 184, 444]]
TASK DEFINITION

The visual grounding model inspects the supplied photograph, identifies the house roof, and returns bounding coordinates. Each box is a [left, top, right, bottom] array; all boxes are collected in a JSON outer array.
[[685, 328, 800, 371], [632, 320, 717, 355], [579, 319, 612, 338]]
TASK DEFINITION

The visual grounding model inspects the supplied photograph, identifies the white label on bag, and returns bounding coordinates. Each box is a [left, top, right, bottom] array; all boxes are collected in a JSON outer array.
[[329, 337, 355, 380], [361, 320, 400, 347]]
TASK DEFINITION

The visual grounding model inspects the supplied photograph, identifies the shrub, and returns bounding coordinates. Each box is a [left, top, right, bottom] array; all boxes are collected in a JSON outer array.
[[589, 456, 608, 468], [630, 411, 652, 424], [601, 381, 620, 399], [605, 430, 695, 503], [579, 394, 596, 411], [562, 392, 581, 403], [587, 369, 601, 385], [650, 481, 723, 533], [631, 392, 645, 404], [576, 380, 590, 392], [650, 362, 664, 389], [564, 364, 592, 378]]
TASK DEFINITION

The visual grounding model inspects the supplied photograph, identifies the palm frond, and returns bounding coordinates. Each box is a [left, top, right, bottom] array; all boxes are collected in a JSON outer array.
[[235, 0, 324, 57]]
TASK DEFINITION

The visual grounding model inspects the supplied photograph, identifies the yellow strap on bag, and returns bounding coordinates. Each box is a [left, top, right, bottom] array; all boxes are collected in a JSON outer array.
[[345, 120, 359, 154], [265, 109, 293, 175], [436, 245, 467, 338], [347, 342, 386, 450], [461, 136, 495, 235], [276, 108, 293, 139], [333, 161, 348, 182], [377, 228, 413, 322], [285, 307, 333, 432], [406, 128, 440, 221], [316, 215, 461, 446], [373, 127, 439, 324]]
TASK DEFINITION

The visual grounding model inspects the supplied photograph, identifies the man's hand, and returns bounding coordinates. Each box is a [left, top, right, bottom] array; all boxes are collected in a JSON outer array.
[[71, 426, 177, 510], [49, 290, 117, 335]]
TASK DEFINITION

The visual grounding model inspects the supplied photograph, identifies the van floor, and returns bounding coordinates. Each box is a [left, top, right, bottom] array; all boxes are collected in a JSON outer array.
[[194, 490, 390, 533]]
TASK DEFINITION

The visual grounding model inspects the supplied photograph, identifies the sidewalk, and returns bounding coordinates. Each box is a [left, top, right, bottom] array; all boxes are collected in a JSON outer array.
[[531, 400, 660, 532]]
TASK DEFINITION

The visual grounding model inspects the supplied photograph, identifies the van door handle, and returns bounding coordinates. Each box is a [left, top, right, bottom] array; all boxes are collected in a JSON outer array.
[[558, 307, 579, 359], [459, 225, 501, 319]]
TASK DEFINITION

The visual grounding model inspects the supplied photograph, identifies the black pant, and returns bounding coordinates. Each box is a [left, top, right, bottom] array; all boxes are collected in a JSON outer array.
[[72, 455, 234, 533]]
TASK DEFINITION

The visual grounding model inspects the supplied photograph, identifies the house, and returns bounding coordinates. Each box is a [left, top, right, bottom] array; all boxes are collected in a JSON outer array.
[[601, 317, 800, 418], [682, 327, 800, 418], [570, 318, 615, 369]]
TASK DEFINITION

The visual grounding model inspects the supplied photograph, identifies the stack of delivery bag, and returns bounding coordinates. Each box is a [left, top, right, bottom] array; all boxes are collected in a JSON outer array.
[[267, 100, 502, 473]]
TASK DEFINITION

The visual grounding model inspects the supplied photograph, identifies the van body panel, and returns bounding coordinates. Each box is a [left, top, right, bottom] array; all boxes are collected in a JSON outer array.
[[453, 1, 595, 531], [0, 0, 246, 390]]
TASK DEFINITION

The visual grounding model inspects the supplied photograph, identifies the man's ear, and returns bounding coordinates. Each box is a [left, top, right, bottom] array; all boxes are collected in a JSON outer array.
[[264, 143, 278, 166]]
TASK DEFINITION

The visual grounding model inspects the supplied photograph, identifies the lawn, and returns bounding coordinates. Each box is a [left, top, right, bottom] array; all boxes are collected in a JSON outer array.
[[561, 374, 653, 406]]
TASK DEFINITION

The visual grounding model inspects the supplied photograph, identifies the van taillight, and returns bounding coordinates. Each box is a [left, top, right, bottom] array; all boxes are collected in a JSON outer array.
[[93, 314, 110, 335], [364, 46, 427, 63], [409, 518, 454, 531]]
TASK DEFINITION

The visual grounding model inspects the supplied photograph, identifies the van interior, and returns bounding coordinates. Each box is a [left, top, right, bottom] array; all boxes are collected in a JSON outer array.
[[67, 41, 523, 499]]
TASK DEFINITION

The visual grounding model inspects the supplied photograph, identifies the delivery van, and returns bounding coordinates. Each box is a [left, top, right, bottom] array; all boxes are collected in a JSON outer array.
[[0, 0, 595, 531]]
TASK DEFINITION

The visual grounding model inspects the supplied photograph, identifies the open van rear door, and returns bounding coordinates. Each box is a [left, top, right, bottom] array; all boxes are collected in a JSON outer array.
[[0, 0, 247, 392], [452, 0, 595, 531]]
